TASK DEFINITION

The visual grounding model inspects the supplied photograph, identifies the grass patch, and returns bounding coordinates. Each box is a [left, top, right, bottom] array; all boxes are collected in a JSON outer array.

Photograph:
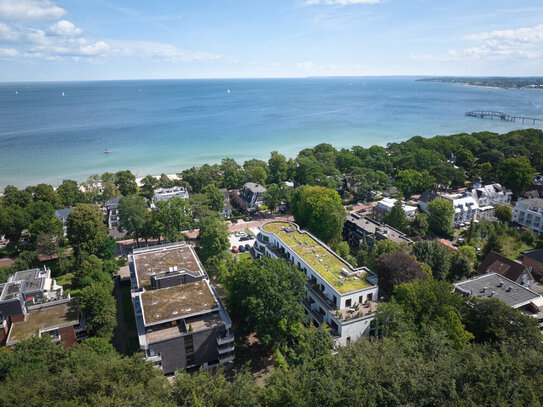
[[237, 252, 251, 261], [55, 272, 82, 297], [500, 235, 531, 260]]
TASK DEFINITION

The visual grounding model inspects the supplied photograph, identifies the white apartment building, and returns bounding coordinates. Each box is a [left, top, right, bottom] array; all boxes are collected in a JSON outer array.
[[514, 198, 543, 235], [420, 192, 479, 228], [153, 187, 190, 205], [254, 221, 379, 346], [373, 198, 417, 223]]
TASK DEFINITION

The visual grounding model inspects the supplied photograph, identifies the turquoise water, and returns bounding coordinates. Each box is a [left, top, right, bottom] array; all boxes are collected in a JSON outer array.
[[1, 77, 542, 189]]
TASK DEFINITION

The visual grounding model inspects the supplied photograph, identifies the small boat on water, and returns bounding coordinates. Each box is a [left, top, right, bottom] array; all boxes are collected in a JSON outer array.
[[61, 92, 65, 96], [104, 149, 111, 154], [227, 89, 231, 94]]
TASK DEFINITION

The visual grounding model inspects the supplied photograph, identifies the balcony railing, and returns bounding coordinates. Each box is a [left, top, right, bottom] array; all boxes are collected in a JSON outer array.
[[218, 344, 235, 354], [216, 333, 235, 345], [306, 283, 337, 310], [219, 353, 235, 363]]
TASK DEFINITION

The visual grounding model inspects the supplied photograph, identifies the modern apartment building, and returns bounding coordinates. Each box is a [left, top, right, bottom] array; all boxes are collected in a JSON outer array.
[[153, 186, 190, 205], [129, 243, 234, 374], [420, 192, 479, 228], [343, 213, 412, 251], [513, 198, 543, 235], [254, 221, 379, 346]]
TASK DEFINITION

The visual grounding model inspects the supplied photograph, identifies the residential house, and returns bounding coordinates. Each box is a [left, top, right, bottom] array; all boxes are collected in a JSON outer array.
[[254, 221, 380, 346], [239, 183, 267, 209], [130, 243, 234, 374], [104, 197, 121, 228], [477, 251, 535, 287], [153, 187, 190, 206], [343, 213, 412, 252], [522, 249, 543, 277], [0, 267, 85, 348], [454, 273, 543, 333], [513, 198, 543, 235], [373, 198, 417, 223], [54, 207, 75, 236], [419, 192, 479, 228], [219, 189, 233, 218]]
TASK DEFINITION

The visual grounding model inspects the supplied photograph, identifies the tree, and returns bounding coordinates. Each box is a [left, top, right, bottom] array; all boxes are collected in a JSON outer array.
[[375, 253, 427, 298], [79, 283, 117, 340], [118, 195, 148, 247], [382, 200, 408, 233], [66, 204, 107, 258], [268, 151, 288, 184], [427, 197, 454, 237], [290, 186, 345, 244], [409, 212, 429, 237], [140, 175, 159, 199], [114, 170, 138, 196], [198, 214, 230, 265], [497, 156, 535, 198], [33, 183, 61, 208], [495, 205, 512, 223], [221, 158, 245, 190], [412, 240, 451, 280], [35, 233, 59, 260], [395, 169, 435, 198], [449, 255, 473, 281], [154, 197, 192, 242], [74, 254, 114, 291], [201, 184, 224, 212], [57, 180, 86, 207], [455, 149, 474, 171], [263, 183, 281, 212], [482, 232, 503, 258], [98, 236, 117, 260], [2, 185, 32, 207], [356, 239, 409, 270], [224, 258, 306, 348], [457, 245, 477, 263], [0, 205, 30, 248]]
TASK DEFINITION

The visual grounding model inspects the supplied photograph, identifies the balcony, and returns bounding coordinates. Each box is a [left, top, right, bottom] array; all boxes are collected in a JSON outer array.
[[219, 352, 235, 363], [306, 283, 337, 310], [216, 333, 235, 345], [218, 344, 235, 354]]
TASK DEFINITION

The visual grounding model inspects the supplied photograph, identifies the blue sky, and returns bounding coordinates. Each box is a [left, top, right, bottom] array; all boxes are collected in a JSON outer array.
[[0, 0, 542, 81]]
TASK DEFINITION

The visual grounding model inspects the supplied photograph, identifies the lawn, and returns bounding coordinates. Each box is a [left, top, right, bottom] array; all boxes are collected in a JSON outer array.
[[55, 272, 81, 297], [500, 235, 532, 261]]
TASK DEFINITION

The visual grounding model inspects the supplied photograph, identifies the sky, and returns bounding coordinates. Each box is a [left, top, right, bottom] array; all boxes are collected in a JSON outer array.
[[0, 0, 543, 81]]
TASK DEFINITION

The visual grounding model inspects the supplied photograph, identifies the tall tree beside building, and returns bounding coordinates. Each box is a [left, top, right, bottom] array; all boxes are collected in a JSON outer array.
[[118, 195, 148, 247], [114, 170, 138, 196], [375, 253, 427, 298], [140, 175, 159, 200], [268, 151, 288, 184], [495, 205, 513, 224], [290, 185, 345, 244], [198, 214, 230, 265], [382, 200, 408, 233], [412, 240, 452, 281], [221, 158, 245, 190], [409, 212, 429, 237], [154, 197, 192, 242], [394, 169, 435, 198], [57, 180, 86, 207], [67, 204, 107, 258], [497, 156, 535, 198], [427, 197, 454, 237], [79, 283, 117, 340], [201, 184, 224, 212], [263, 183, 281, 212]]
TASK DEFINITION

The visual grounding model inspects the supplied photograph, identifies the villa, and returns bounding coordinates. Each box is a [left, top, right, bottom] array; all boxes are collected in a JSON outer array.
[[153, 186, 190, 205], [253, 221, 379, 346]]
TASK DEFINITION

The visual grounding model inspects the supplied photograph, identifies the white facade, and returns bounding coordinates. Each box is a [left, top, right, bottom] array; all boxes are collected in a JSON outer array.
[[449, 195, 479, 228], [153, 186, 189, 204], [463, 182, 512, 207], [514, 198, 543, 235], [254, 222, 379, 346]]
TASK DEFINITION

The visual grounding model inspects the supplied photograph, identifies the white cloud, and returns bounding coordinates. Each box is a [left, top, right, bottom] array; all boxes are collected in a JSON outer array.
[[48, 20, 83, 36], [412, 24, 543, 62], [0, 0, 66, 21], [306, 0, 383, 4], [0, 47, 18, 57]]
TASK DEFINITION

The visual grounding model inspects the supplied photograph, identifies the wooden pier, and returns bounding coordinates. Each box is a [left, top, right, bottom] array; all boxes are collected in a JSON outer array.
[[465, 111, 543, 125]]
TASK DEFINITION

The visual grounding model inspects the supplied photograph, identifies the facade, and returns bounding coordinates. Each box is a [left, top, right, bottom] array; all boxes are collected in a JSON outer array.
[[420, 192, 479, 228], [343, 213, 412, 251], [513, 198, 543, 234], [219, 189, 233, 218], [373, 198, 417, 223], [463, 180, 512, 207], [522, 249, 543, 277], [104, 197, 121, 228], [0, 267, 84, 348], [240, 182, 267, 209], [254, 221, 379, 346], [153, 187, 190, 205], [454, 273, 543, 333], [54, 207, 75, 236], [129, 243, 234, 374], [477, 251, 535, 287]]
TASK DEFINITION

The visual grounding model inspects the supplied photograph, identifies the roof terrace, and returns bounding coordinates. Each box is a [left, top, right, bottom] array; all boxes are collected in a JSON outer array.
[[261, 222, 372, 294], [140, 280, 218, 326], [133, 244, 204, 286], [7, 301, 79, 345]]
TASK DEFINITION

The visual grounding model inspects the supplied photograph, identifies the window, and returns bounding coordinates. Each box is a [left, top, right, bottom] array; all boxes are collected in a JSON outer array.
[[358, 296, 363, 303], [367, 293, 373, 301], [345, 299, 352, 307]]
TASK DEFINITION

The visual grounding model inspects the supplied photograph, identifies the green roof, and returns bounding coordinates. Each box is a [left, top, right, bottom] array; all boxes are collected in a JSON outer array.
[[261, 222, 372, 294]]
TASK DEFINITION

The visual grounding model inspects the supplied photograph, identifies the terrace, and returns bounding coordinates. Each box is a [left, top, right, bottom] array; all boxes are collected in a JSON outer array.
[[140, 280, 218, 326], [261, 222, 372, 294], [7, 301, 79, 345], [133, 245, 203, 286]]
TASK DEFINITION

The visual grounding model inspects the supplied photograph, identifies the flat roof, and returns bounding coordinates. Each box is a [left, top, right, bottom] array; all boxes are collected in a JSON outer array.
[[346, 214, 412, 245], [261, 222, 372, 294], [140, 280, 218, 326], [13, 268, 45, 292], [455, 273, 541, 308], [133, 244, 204, 286], [1, 282, 22, 301], [7, 301, 79, 345]]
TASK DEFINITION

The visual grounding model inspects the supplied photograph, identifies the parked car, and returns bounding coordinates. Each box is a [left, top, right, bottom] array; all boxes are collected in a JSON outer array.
[[239, 236, 249, 242], [231, 218, 238, 224], [248, 233, 255, 239], [244, 216, 251, 222], [231, 246, 239, 253], [244, 244, 251, 251], [239, 245, 246, 253]]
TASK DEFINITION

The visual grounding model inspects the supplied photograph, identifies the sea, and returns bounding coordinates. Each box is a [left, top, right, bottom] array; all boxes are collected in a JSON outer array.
[[1, 77, 543, 190]]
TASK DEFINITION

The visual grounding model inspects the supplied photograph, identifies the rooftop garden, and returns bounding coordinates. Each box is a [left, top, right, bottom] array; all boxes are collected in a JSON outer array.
[[261, 222, 371, 293]]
